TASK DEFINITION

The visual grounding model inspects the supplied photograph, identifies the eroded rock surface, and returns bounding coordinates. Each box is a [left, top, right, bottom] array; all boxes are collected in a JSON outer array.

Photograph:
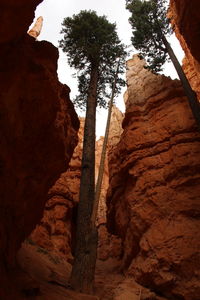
[[108, 105, 124, 148], [28, 16, 43, 38], [31, 118, 84, 261], [107, 56, 200, 299]]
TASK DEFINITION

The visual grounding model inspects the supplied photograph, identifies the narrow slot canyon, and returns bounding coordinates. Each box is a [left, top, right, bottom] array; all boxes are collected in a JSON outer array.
[[0, 0, 200, 299]]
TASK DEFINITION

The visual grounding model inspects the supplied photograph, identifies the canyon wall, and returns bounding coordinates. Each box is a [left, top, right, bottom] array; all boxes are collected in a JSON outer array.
[[0, 0, 79, 298], [107, 56, 200, 299], [31, 106, 124, 263], [169, 0, 200, 100], [30, 118, 84, 262], [96, 107, 124, 261]]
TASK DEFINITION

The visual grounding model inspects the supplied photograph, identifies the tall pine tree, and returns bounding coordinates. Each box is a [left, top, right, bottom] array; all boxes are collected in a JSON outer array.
[[59, 10, 126, 293], [126, 0, 200, 129]]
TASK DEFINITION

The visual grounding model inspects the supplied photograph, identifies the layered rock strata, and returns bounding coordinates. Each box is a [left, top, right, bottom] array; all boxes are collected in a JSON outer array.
[[107, 56, 200, 299], [0, 0, 79, 298]]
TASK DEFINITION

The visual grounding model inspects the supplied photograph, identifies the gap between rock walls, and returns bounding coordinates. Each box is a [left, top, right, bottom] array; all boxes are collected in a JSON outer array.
[[1, 1, 200, 299]]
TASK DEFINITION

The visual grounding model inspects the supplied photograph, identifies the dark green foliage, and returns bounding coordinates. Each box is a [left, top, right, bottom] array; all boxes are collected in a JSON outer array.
[[126, 0, 172, 72], [59, 10, 126, 109]]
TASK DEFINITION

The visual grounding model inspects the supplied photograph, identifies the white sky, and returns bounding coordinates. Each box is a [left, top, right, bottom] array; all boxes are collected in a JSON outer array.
[[31, 0, 185, 138]]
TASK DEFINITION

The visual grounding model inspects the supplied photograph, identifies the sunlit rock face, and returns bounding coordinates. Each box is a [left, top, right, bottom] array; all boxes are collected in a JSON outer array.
[[107, 55, 200, 300], [108, 105, 124, 148], [169, 0, 200, 100], [96, 105, 124, 226], [95, 106, 124, 261], [28, 16, 43, 38], [0, 0, 79, 298]]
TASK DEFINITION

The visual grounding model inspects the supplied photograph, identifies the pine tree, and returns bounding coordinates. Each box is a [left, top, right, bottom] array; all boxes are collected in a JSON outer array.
[[126, 0, 200, 129], [59, 10, 126, 293], [91, 61, 120, 228]]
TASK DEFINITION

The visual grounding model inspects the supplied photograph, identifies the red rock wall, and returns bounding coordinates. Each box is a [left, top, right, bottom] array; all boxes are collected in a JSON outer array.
[[30, 118, 84, 262], [0, 0, 79, 298], [107, 56, 200, 299]]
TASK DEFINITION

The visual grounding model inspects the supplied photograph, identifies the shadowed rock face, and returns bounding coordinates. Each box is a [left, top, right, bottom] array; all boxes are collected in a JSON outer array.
[[0, 0, 43, 44], [0, 0, 79, 298], [30, 119, 85, 262], [169, 0, 200, 64], [0, 36, 79, 270], [107, 56, 200, 300], [169, 0, 200, 100]]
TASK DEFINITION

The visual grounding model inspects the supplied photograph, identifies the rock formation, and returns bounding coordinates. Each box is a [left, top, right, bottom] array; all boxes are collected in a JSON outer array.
[[108, 105, 124, 148], [107, 55, 200, 299], [96, 105, 124, 226], [2, 1, 200, 299], [30, 106, 124, 263], [0, 0, 79, 298], [97, 106, 123, 261], [169, 0, 200, 100], [30, 118, 84, 261], [0, 0, 43, 43], [28, 16, 43, 38]]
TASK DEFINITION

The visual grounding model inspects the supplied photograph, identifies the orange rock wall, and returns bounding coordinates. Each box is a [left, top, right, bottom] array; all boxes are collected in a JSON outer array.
[[107, 56, 200, 299], [0, 0, 79, 298]]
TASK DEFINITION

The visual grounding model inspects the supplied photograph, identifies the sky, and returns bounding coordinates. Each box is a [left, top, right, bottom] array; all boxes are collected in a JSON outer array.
[[30, 0, 185, 137]]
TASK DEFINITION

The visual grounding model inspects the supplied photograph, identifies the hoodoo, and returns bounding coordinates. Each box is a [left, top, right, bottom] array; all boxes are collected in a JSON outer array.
[[107, 55, 200, 299]]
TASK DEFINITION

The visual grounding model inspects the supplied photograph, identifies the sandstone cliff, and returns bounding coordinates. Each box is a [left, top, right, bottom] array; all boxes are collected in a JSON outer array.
[[0, 0, 79, 298], [107, 55, 200, 300]]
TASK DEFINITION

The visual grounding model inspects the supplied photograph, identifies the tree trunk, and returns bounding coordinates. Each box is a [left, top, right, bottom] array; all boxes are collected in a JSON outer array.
[[162, 35, 200, 130], [69, 64, 99, 294], [91, 61, 120, 228]]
